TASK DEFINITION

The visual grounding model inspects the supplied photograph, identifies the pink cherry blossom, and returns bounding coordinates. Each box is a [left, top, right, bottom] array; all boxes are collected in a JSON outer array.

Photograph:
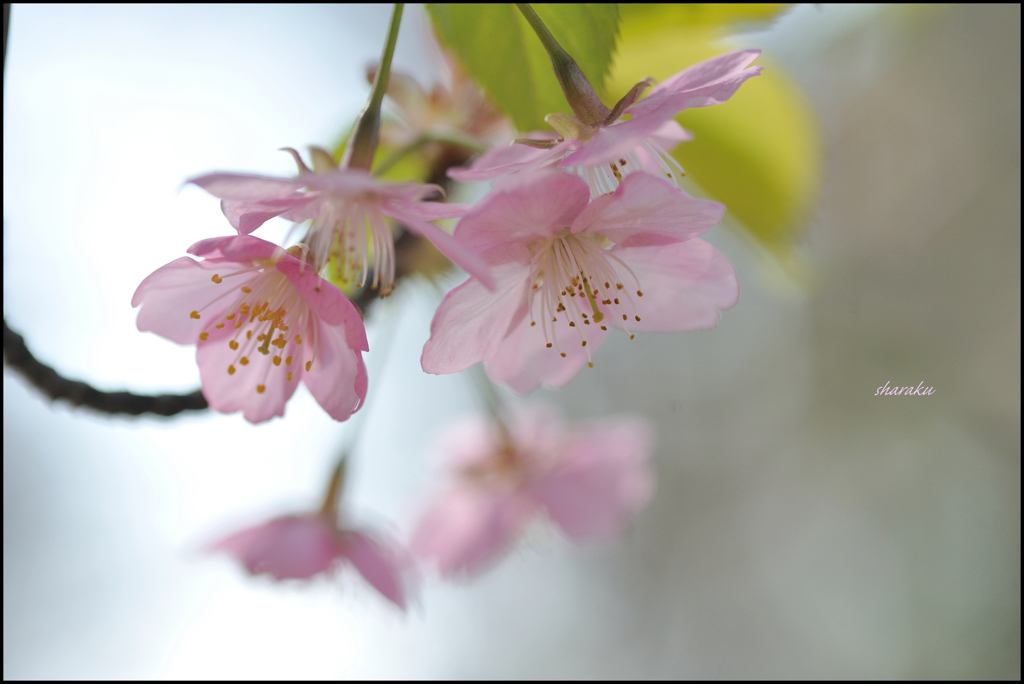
[[188, 147, 495, 295], [371, 45, 512, 154], [449, 50, 762, 197], [209, 513, 408, 608], [132, 234, 368, 424], [411, 407, 655, 578], [420, 170, 738, 393]]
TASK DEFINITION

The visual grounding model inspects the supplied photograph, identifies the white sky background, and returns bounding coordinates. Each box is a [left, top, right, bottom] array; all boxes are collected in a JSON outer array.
[[4, 4, 1020, 679]]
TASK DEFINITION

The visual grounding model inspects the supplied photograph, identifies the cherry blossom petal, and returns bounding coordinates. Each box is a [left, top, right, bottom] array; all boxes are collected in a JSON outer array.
[[342, 531, 408, 609], [381, 204, 496, 290], [649, 118, 693, 149], [385, 199, 470, 222], [608, 240, 739, 332], [485, 312, 608, 395], [433, 416, 503, 471], [277, 260, 367, 351], [187, 234, 284, 262], [421, 245, 531, 375], [649, 69, 763, 118], [447, 135, 573, 182], [221, 195, 316, 235], [279, 196, 323, 223], [197, 323, 303, 424], [572, 173, 725, 247], [302, 169, 442, 202], [563, 55, 760, 169], [560, 108, 683, 168], [208, 515, 345, 580], [529, 418, 655, 539], [133, 256, 239, 345], [453, 171, 591, 253], [635, 49, 762, 113], [411, 488, 534, 577], [380, 70, 431, 120], [188, 172, 306, 200], [300, 316, 368, 423], [506, 407, 572, 467]]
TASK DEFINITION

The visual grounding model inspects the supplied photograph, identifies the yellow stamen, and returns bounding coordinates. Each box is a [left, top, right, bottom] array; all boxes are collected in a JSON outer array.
[[211, 274, 222, 284], [240, 357, 249, 366], [273, 356, 281, 366], [199, 332, 209, 341], [305, 360, 312, 371], [227, 365, 236, 375], [229, 340, 239, 350], [256, 384, 265, 394], [190, 310, 200, 320]]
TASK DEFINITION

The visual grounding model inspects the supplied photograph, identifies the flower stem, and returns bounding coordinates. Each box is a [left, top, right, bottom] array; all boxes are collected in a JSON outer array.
[[515, 3, 610, 126], [344, 3, 404, 171], [468, 363, 513, 446], [320, 455, 347, 517], [319, 302, 401, 517]]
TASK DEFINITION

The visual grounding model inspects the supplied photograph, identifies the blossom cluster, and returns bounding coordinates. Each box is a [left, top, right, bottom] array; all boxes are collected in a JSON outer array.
[[131, 33, 760, 606], [133, 49, 758, 420], [207, 406, 654, 605]]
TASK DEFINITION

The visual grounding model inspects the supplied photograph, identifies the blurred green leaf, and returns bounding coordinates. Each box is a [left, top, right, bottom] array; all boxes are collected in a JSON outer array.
[[607, 8, 818, 269], [616, 4, 792, 37], [426, 3, 619, 132]]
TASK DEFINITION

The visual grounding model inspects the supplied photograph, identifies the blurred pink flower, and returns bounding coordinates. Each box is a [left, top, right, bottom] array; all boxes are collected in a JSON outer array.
[[188, 147, 495, 295], [449, 50, 762, 197], [421, 170, 738, 393], [209, 513, 408, 608], [411, 407, 655, 578], [371, 47, 512, 154], [132, 235, 367, 424]]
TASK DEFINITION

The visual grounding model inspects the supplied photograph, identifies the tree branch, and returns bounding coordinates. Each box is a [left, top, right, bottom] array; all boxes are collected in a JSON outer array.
[[3, 318, 209, 417]]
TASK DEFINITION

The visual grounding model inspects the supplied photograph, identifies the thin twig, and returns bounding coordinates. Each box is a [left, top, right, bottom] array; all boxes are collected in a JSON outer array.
[[3, 318, 209, 417]]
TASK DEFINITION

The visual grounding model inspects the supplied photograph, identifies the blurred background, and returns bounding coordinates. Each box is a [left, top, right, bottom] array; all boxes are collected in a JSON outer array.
[[3, 4, 1019, 678]]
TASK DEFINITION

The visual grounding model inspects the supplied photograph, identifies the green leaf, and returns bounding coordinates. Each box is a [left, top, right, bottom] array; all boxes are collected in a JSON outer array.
[[616, 4, 792, 37], [426, 4, 619, 132]]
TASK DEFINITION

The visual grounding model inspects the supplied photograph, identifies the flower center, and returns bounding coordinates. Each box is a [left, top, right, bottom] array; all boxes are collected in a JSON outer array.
[[461, 444, 528, 493], [573, 142, 684, 199], [310, 195, 396, 296], [191, 267, 317, 394], [527, 229, 643, 365]]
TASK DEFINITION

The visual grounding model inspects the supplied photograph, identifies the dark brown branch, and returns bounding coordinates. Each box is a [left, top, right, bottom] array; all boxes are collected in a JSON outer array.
[[3, 318, 209, 417]]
